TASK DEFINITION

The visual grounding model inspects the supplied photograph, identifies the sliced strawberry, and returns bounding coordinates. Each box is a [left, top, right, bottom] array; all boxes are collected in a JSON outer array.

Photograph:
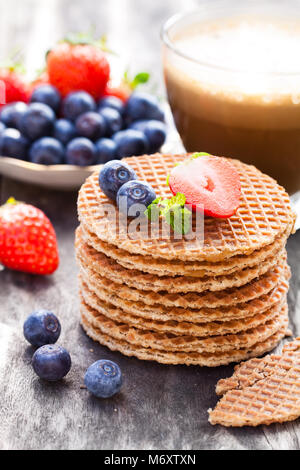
[[168, 155, 241, 218]]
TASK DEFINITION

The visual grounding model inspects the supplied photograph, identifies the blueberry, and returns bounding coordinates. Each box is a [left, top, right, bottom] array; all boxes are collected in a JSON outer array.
[[99, 107, 122, 137], [0, 121, 6, 135], [98, 96, 124, 115], [30, 85, 61, 113], [54, 118, 77, 145], [66, 137, 96, 166], [23, 310, 61, 347], [99, 159, 137, 201], [130, 119, 167, 152], [75, 112, 106, 141], [84, 360, 122, 398], [19, 103, 55, 140], [113, 129, 148, 158], [117, 180, 157, 216], [0, 128, 29, 160], [29, 137, 64, 165], [32, 344, 71, 381], [62, 91, 96, 122], [95, 138, 117, 164], [0, 102, 28, 129], [125, 92, 164, 123]]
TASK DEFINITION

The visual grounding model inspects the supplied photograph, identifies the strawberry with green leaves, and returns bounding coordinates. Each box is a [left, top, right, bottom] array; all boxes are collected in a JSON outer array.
[[0, 198, 59, 275], [0, 64, 29, 107], [47, 33, 110, 98]]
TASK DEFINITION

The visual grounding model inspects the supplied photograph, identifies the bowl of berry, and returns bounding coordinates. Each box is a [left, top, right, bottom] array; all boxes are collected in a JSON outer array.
[[0, 36, 167, 190]]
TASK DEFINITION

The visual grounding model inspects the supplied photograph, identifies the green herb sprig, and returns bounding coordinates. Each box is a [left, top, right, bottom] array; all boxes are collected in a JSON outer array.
[[144, 193, 191, 235]]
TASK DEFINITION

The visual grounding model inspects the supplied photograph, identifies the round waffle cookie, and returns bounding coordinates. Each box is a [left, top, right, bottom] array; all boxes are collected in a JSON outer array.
[[80, 303, 289, 367], [77, 153, 295, 262], [80, 278, 287, 337], [79, 223, 290, 277], [76, 153, 294, 367], [79, 258, 289, 310], [79, 296, 288, 353], [75, 229, 286, 293], [79, 267, 289, 324]]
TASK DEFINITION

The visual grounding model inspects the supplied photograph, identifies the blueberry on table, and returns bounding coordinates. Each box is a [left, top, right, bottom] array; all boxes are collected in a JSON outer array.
[[0, 122, 5, 135], [54, 118, 77, 145], [75, 111, 106, 141], [19, 103, 55, 140], [125, 92, 165, 122], [62, 91, 96, 122], [84, 360, 122, 398], [99, 159, 137, 201], [23, 310, 61, 347], [130, 119, 167, 153], [32, 344, 71, 381], [0, 101, 28, 129], [117, 180, 157, 216], [99, 107, 122, 136], [30, 84, 61, 113], [98, 96, 124, 115], [29, 137, 65, 165], [66, 137, 96, 166], [113, 129, 148, 158], [95, 138, 117, 164], [0, 128, 29, 160]]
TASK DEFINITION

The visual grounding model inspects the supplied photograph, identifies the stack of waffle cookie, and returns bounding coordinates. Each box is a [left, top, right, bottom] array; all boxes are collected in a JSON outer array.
[[76, 153, 295, 367]]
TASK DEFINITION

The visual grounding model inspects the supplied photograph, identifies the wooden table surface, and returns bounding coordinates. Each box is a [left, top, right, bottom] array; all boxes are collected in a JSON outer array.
[[0, 0, 300, 451]]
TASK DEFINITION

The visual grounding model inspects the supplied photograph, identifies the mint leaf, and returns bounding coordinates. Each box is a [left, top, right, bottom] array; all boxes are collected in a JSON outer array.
[[144, 197, 162, 222], [144, 193, 191, 235]]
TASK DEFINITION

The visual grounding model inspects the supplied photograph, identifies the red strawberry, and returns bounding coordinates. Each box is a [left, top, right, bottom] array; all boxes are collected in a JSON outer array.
[[47, 42, 110, 98], [0, 198, 59, 275], [168, 154, 241, 218], [0, 67, 29, 107]]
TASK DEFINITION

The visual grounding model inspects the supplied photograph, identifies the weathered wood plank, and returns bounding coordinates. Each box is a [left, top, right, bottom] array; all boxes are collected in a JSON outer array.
[[0, 0, 299, 450]]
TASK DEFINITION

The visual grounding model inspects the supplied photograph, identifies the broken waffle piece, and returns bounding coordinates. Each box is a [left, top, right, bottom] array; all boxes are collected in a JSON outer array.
[[209, 337, 300, 427]]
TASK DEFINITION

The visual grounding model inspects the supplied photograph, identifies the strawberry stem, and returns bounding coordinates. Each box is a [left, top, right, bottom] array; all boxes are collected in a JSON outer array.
[[5, 197, 18, 205]]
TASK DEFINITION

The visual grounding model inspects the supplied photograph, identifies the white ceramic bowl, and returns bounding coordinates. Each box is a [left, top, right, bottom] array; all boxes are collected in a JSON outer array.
[[0, 106, 180, 190], [0, 157, 102, 190]]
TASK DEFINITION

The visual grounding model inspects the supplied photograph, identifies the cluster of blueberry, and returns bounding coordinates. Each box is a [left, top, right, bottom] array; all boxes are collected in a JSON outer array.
[[99, 159, 157, 215], [23, 310, 122, 398], [0, 86, 167, 166]]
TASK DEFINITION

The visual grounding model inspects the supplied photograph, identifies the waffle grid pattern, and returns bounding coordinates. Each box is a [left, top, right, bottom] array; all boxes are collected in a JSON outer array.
[[209, 338, 300, 426], [80, 277, 287, 337], [77, 154, 295, 261], [76, 153, 294, 370]]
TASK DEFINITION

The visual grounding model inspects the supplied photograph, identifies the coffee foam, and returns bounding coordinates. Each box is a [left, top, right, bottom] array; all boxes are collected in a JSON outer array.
[[167, 17, 300, 100]]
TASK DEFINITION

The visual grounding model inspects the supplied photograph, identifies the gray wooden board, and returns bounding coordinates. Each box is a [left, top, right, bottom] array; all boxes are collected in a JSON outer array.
[[0, 0, 300, 450]]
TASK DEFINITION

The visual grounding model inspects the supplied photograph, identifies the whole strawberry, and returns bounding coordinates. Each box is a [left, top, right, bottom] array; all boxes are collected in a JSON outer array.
[[47, 39, 110, 98], [0, 67, 29, 107], [0, 198, 59, 275]]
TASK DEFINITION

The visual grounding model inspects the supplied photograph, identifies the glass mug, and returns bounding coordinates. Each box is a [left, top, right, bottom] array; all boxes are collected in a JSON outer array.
[[161, 0, 300, 197]]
